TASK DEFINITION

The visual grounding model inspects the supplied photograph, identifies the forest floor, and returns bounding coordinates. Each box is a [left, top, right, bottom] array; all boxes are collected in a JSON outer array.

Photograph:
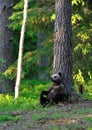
[[0, 100, 92, 130]]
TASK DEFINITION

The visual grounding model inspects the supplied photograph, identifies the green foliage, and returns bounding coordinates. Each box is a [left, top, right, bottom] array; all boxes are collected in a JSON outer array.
[[0, 79, 92, 126], [4, 33, 53, 80], [5, 0, 92, 86], [6, 0, 54, 80], [0, 79, 51, 112], [0, 115, 21, 123], [72, 0, 92, 83], [0, 79, 92, 112], [4, 39, 53, 79], [72, 0, 85, 6], [86, 117, 92, 123], [85, 81, 92, 98], [4, 62, 17, 80], [74, 69, 84, 84], [72, 14, 83, 25]]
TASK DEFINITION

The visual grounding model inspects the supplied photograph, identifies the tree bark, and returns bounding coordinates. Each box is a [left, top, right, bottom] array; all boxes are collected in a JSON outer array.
[[0, 0, 14, 93], [54, 0, 85, 101]]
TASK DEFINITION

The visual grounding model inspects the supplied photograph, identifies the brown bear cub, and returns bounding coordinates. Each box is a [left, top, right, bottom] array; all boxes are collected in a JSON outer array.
[[40, 72, 68, 107]]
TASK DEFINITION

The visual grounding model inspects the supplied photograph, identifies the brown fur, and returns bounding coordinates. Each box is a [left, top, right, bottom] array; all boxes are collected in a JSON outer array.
[[40, 72, 69, 107], [40, 83, 69, 106]]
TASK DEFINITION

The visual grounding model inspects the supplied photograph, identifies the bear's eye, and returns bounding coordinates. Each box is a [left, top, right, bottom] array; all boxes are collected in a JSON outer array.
[[54, 76, 57, 78]]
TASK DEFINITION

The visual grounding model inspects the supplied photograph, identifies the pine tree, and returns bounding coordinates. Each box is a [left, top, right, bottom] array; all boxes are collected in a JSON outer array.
[[54, 0, 85, 100]]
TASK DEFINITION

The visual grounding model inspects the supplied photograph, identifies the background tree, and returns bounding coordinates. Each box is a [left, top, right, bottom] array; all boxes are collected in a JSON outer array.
[[4, 0, 92, 96], [15, 0, 28, 98], [0, 0, 14, 93], [5, 0, 54, 80]]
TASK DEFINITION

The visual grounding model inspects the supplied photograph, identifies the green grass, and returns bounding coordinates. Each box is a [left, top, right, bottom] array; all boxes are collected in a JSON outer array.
[[0, 79, 92, 126], [0, 79, 92, 112], [27, 104, 92, 130], [0, 115, 21, 123], [0, 79, 51, 112]]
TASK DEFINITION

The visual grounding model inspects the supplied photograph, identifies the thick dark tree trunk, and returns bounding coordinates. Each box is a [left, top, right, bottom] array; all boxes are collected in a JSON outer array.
[[54, 0, 85, 101], [0, 0, 14, 93], [54, 0, 73, 90]]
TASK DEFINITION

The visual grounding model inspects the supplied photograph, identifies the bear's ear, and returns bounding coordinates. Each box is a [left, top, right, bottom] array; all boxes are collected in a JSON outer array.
[[58, 72, 62, 77]]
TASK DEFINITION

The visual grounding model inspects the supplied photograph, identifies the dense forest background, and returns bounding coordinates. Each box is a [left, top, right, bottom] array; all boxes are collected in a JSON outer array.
[[3, 0, 92, 93], [0, 0, 92, 94], [0, 1, 92, 129]]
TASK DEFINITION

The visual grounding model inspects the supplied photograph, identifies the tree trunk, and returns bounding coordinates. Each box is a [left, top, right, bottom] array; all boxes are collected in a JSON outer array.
[[0, 0, 14, 93], [54, 0, 85, 101], [15, 0, 28, 98]]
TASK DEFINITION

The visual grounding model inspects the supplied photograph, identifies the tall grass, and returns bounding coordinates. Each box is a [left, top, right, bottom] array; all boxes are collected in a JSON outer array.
[[0, 79, 51, 112], [0, 79, 92, 112]]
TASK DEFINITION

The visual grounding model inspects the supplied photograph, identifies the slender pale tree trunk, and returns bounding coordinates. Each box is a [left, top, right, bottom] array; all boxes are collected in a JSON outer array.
[[54, 0, 85, 100], [0, 0, 14, 93], [15, 0, 28, 98]]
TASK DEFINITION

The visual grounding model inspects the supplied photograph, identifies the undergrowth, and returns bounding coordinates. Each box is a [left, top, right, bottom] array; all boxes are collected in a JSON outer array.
[[0, 79, 51, 112], [0, 79, 92, 128], [0, 79, 92, 112]]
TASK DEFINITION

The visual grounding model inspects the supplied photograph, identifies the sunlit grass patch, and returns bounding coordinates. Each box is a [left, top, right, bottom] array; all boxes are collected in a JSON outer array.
[[0, 79, 51, 112], [0, 79, 92, 114]]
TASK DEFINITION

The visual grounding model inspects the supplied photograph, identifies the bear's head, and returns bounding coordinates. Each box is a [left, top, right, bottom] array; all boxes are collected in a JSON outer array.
[[51, 72, 62, 85]]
